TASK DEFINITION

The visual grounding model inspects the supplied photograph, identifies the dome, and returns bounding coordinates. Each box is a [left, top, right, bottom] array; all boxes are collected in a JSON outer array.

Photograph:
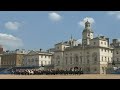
[[85, 20, 90, 24]]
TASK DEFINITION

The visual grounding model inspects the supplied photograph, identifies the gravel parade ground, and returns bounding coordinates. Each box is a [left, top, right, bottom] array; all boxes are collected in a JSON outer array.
[[0, 74, 120, 79]]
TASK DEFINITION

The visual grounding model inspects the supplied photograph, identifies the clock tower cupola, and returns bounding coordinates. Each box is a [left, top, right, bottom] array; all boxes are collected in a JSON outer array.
[[82, 20, 94, 46]]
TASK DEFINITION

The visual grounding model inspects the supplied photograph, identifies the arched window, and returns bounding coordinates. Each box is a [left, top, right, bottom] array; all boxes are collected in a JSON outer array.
[[58, 61, 60, 65], [56, 55, 60, 60], [74, 54, 79, 64], [76, 56, 79, 63], [87, 55, 89, 64], [56, 56, 60, 65], [80, 56, 82, 64], [92, 52, 97, 64]]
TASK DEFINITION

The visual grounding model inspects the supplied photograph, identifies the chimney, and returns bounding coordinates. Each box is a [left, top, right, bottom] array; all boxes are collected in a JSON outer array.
[[40, 48, 42, 52], [113, 39, 118, 44], [106, 38, 109, 47]]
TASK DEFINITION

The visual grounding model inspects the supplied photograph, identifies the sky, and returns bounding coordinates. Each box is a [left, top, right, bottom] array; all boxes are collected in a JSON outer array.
[[0, 11, 120, 51]]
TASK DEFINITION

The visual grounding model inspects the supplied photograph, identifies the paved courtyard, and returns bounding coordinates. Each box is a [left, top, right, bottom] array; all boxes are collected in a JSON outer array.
[[0, 74, 120, 79]]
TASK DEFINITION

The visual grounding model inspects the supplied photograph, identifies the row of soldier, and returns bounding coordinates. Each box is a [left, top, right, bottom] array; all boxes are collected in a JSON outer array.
[[10, 69, 84, 75]]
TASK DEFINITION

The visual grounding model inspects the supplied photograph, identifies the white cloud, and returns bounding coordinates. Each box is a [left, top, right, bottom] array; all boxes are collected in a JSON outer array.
[[78, 17, 95, 28], [49, 12, 62, 22], [107, 11, 120, 19], [0, 33, 23, 50], [4, 21, 21, 30]]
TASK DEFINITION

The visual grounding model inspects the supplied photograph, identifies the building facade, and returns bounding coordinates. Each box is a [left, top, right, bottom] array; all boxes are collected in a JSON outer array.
[[110, 39, 120, 68], [23, 50, 53, 68], [52, 21, 114, 74], [1, 49, 27, 68]]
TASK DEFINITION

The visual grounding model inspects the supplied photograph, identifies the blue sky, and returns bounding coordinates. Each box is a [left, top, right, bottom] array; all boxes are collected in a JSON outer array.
[[0, 11, 120, 51]]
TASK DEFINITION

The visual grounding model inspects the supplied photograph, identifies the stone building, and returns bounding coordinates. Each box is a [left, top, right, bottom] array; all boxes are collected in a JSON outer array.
[[0, 45, 3, 67], [110, 39, 120, 68], [22, 50, 53, 69], [52, 21, 114, 74], [1, 49, 27, 68]]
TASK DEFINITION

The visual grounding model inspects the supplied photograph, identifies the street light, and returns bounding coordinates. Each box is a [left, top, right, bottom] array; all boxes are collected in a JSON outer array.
[[112, 60, 115, 66]]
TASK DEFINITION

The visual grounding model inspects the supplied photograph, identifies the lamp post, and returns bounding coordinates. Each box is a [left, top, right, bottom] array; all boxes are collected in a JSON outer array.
[[112, 60, 116, 73], [112, 60, 115, 67]]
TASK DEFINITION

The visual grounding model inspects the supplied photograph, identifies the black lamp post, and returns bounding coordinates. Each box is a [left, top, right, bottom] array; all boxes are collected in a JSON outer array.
[[112, 60, 115, 66]]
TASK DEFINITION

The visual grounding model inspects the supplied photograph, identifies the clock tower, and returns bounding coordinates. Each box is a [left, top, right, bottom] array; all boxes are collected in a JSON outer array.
[[82, 20, 94, 46]]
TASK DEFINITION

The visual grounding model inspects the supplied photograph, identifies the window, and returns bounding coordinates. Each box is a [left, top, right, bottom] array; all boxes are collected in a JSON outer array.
[[108, 57, 109, 62], [45, 61, 47, 65], [80, 56, 82, 63], [94, 57, 97, 64], [32, 59, 34, 62], [35, 58, 38, 62], [48, 61, 51, 64], [45, 55, 46, 58], [87, 56, 89, 64], [66, 60, 67, 65], [65, 57, 68, 65], [75, 56, 79, 64], [101, 49, 103, 51], [94, 68, 97, 71], [92, 52, 97, 64], [14, 60, 15, 65], [48, 56, 50, 58], [41, 55, 43, 58], [57, 47, 59, 49], [101, 42, 103, 44], [70, 57, 72, 64], [105, 49, 106, 52], [104, 42, 106, 45], [94, 42, 96, 45], [56, 56, 60, 60], [111, 50, 112, 53], [87, 59, 89, 64], [105, 57, 106, 61], [116, 51, 119, 54], [41, 61, 43, 66], [58, 61, 60, 65]]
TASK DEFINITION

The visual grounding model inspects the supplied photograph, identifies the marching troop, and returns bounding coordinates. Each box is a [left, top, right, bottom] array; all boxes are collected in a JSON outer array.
[[10, 68, 84, 75]]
